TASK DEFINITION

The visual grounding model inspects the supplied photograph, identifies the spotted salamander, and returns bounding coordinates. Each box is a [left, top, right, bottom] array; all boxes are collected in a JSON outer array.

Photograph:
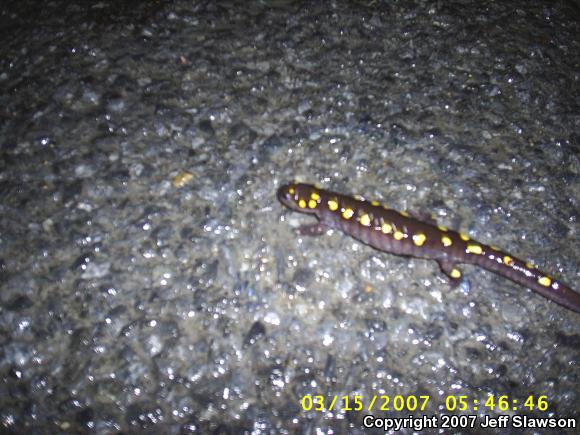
[[277, 182, 580, 313]]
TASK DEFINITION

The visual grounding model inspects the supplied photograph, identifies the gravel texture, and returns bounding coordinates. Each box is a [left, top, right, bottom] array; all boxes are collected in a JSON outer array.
[[1, 0, 579, 433]]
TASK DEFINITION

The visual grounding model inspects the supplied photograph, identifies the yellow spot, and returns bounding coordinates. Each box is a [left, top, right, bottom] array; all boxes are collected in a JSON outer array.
[[288, 186, 295, 194], [400, 211, 409, 217], [298, 199, 307, 208], [526, 261, 536, 269], [441, 235, 453, 247], [394, 231, 405, 240], [308, 199, 317, 209], [172, 171, 194, 188], [310, 192, 320, 201], [438, 225, 448, 232], [460, 233, 470, 241], [412, 233, 427, 246], [359, 214, 371, 226], [381, 222, 393, 234], [503, 256, 514, 266], [466, 244, 483, 255], [371, 200, 380, 206], [328, 199, 339, 211], [354, 194, 364, 201], [342, 208, 354, 219], [491, 245, 500, 251], [538, 276, 551, 287], [383, 203, 389, 209], [450, 268, 462, 279]]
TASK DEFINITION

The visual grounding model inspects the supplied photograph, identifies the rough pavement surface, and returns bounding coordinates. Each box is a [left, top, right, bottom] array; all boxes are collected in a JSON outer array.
[[1, 0, 578, 433]]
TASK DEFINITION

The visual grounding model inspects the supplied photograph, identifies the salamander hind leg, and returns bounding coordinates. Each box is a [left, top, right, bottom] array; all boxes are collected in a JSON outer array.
[[438, 260, 464, 288]]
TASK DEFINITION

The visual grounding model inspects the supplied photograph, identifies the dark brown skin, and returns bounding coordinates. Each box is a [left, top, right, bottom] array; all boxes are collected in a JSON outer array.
[[278, 183, 580, 313]]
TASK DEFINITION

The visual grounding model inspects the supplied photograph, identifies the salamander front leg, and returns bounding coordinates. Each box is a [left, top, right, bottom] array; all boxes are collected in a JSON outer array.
[[438, 260, 463, 288], [297, 222, 328, 236]]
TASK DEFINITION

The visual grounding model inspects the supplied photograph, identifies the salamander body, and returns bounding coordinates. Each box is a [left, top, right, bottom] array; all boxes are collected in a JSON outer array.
[[277, 182, 580, 313]]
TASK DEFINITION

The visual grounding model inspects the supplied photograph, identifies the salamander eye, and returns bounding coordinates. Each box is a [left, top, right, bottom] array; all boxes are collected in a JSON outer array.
[[277, 184, 299, 209], [277, 183, 320, 213]]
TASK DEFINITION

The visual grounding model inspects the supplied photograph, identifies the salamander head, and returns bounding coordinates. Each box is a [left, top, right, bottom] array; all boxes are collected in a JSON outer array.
[[277, 182, 321, 214]]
